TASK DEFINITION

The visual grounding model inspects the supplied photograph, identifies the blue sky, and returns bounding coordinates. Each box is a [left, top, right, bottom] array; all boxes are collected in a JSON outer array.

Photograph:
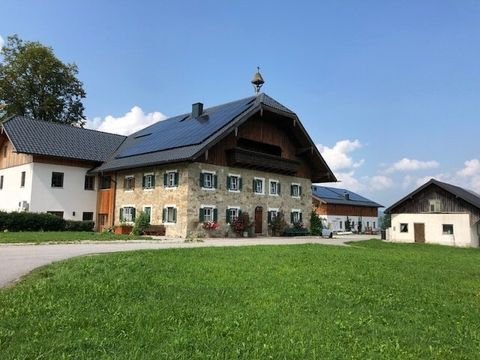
[[1, 0, 479, 206]]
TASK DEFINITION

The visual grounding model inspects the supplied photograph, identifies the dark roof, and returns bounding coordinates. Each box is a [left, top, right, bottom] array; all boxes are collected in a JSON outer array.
[[385, 178, 480, 213], [94, 93, 336, 183], [312, 185, 383, 208], [1, 116, 126, 162]]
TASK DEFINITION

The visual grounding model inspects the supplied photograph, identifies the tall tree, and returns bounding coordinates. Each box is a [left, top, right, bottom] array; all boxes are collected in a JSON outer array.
[[0, 35, 86, 126]]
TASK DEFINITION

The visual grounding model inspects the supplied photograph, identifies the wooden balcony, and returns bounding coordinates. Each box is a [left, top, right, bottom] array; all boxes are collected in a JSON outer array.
[[226, 148, 299, 175]]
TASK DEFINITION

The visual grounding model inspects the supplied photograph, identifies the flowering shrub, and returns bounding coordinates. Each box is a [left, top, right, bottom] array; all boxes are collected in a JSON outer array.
[[202, 221, 219, 231], [230, 212, 253, 235]]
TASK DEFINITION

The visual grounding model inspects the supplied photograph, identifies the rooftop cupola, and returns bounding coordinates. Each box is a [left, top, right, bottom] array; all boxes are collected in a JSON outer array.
[[251, 67, 264, 94]]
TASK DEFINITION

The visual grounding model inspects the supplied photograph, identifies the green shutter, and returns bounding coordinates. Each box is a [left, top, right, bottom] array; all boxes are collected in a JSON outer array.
[[164, 173, 168, 186], [213, 208, 218, 222], [199, 208, 204, 222], [142, 176, 146, 188], [200, 173, 204, 187], [151, 175, 155, 187], [290, 212, 294, 224], [213, 175, 218, 189], [173, 208, 177, 223], [239, 177, 243, 191], [119, 208, 124, 222], [226, 209, 230, 223], [278, 183, 281, 195], [299, 212, 303, 222], [290, 185, 294, 196], [174, 172, 179, 186], [253, 179, 256, 192], [162, 208, 166, 222], [226, 176, 231, 190], [131, 208, 136, 222], [268, 211, 272, 224], [299, 186, 302, 196]]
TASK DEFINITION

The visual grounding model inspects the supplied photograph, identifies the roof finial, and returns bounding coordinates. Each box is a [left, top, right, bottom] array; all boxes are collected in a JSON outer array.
[[251, 66, 264, 94]]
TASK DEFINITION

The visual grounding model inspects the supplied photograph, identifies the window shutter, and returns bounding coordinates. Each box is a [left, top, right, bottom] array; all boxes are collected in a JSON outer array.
[[268, 211, 272, 224], [131, 208, 136, 222], [173, 208, 177, 223], [213, 208, 218, 222], [119, 208, 124, 222], [199, 208, 204, 222], [290, 185, 294, 196], [213, 175, 218, 189], [226, 176, 231, 190], [124, 178, 128, 189], [164, 173, 168, 186], [200, 173, 204, 187], [174, 172, 179, 186], [299, 186, 302, 196], [290, 212, 294, 224], [239, 177, 243, 191], [162, 208, 166, 222], [299, 212, 303, 222], [226, 209, 230, 223], [253, 179, 256, 192], [142, 176, 146, 188], [151, 175, 155, 187], [278, 183, 281, 195]]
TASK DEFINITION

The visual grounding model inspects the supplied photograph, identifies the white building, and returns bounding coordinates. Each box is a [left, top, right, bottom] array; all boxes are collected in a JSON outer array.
[[385, 179, 480, 247]]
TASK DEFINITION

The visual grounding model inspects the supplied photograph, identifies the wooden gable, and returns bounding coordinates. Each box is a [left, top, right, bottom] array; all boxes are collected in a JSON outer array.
[[0, 134, 33, 169]]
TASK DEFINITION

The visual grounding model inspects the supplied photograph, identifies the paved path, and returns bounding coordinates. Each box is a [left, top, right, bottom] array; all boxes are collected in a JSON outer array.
[[0, 235, 377, 288]]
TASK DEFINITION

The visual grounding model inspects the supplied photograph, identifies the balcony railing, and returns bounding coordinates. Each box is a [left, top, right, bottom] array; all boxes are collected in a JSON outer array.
[[226, 148, 299, 175]]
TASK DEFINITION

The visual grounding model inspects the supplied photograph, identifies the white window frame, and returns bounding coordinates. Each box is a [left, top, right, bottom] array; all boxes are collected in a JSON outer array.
[[228, 173, 241, 193], [269, 179, 280, 196], [227, 206, 240, 223], [122, 205, 135, 223], [200, 204, 216, 222], [442, 224, 454, 235], [163, 204, 177, 225], [165, 170, 178, 188], [268, 208, 279, 223], [400, 223, 409, 233], [201, 170, 216, 191], [143, 172, 155, 191], [143, 205, 153, 223], [124, 175, 135, 192], [291, 209, 302, 223], [253, 177, 265, 195], [291, 183, 301, 198]]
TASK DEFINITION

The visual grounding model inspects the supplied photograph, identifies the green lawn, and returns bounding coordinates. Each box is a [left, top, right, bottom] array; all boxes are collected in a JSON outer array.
[[0, 240, 479, 359], [0, 231, 150, 243]]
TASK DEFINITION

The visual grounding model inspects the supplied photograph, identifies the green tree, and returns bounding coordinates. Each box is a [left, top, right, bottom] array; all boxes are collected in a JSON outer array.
[[310, 211, 323, 236], [0, 35, 86, 125], [380, 214, 391, 230]]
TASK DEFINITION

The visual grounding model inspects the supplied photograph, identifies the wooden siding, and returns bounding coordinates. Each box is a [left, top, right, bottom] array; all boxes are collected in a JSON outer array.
[[391, 184, 480, 225], [33, 155, 98, 168], [96, 174, 116, 231], [0, 136, 33, 169], [199, 112, 312, 178], [314, 199, 378, 217]]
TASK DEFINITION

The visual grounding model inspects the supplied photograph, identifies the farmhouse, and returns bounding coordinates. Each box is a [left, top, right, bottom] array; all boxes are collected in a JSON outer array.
[[312, 185, 382, 232], [0, 90, 336, 237], [385, 179, 480, 247]]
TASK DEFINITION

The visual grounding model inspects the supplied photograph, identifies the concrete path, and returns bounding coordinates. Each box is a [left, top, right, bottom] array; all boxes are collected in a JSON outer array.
[[0, 235, 377, 288]]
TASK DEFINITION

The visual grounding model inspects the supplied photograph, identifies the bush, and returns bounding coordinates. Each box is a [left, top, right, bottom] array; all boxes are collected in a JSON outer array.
[[310, 211, 323, 236], [283, 227, 310, 236], [269, 211, 288, 236], [0, 211, 94, 232], [132, 211, 150, 235]]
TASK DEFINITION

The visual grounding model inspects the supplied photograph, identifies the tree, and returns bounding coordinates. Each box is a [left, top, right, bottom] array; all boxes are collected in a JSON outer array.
[[0, 35, 86, 125], [380, 214, 391, 230], [310, 211, 323, 236]]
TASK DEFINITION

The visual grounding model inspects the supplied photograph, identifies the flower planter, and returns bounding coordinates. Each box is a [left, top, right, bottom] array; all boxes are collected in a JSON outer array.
[[114, 225, 133, 235]]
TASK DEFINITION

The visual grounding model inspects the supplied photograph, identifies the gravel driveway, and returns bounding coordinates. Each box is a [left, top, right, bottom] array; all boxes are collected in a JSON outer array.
[[0, 235, 377, 288]]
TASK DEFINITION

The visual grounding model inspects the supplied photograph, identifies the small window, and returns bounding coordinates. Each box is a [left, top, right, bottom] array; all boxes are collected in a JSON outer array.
[[163, 207, 177, 224], [373, 222, 376, 229], [47, 211, 64, 218], [143, 174, 155, 189], [0, 175, 3, 190], [164, 171, 178, 188], [82, 212, 94, 221], [100, 176, 111, 189], [226, 207, 240, 223], [291, 210, 302, 224], [120, 207, 136, 223], [442, 224, 454, 235], [291, 184, 302, 197], [20, 171, 26, 187], [124, 176, 135, 191], [429, 199, 441, 213], [268, 210, 279, 224], [199, 206, 218, 222], [84, 175, 95, 190], [253, 178, 264, 194], [227, 175, 242, 192], [339, 221, 343, 229], [400, 223, 409, 233], [200, 172, 217, 189], [144, 207, 152, 223], [51, 172, 64, 188], [269, 180, 280, 196]]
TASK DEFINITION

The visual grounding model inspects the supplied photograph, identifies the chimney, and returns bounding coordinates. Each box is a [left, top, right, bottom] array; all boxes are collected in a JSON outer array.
[[192, 102, 203, 118], [344, 191, 350, 200]]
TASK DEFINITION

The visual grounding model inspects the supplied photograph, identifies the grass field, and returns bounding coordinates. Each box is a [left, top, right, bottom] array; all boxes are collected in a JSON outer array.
[[0, 240, 479, 359], [0, 231, 150, 243]]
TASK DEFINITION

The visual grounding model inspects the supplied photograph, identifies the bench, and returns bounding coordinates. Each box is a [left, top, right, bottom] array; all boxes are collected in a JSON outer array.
[[143, 225, 166, 236]]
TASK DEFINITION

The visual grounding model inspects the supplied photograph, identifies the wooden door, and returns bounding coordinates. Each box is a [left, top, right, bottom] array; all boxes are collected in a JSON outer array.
[[255, 206, 263, 234], [414, 223, 425, 243]]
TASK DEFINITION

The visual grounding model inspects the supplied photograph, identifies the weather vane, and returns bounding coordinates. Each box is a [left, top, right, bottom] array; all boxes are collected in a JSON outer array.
[[251, 66, 265, 94]]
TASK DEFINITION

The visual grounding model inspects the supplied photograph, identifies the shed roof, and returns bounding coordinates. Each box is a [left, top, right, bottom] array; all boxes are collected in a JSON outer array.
[[384, 178, 480, 213], [312, 185, 383, 208], [1, 116, 126, 163]]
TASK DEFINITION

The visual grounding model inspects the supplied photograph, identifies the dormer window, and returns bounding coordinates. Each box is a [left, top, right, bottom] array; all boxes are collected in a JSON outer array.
[[429, 199, 441, 212]]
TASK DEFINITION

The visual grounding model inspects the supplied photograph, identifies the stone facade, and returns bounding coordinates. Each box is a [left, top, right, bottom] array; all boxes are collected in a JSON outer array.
[[114, 161, 312, 238]]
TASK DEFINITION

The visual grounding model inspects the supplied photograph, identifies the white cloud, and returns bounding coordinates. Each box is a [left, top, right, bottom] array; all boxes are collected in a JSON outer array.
[[0, 35, 4, 51], [457, 159, 480, 177], [86, 106, 167, 135], [368, 175, 394, 190], [323, 171, 365, 192], [317, 139, 364, 171], [385, 158, 439, 173]]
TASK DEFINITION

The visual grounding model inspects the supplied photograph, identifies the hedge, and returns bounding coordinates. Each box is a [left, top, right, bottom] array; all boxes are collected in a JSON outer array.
[[283, 227, 310, 237], [0, 212, 94, 232]]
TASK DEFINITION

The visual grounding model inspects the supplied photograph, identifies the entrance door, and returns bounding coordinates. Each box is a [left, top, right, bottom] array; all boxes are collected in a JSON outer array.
[[255, 206, 263, 234], [414, 223, 425, 243], [98, 214, 108, 232]]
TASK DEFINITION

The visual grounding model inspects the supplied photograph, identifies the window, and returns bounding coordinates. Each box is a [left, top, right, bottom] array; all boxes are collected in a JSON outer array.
[[164, 171, 178, 188], [100, 176, 111, 189], [84, 175, 95, 190], [20, 171, 26, 187], [291, 210, 302, 224], [226, 207, 240, 223], [120, 207, 136, 223], [143, 173, 155, 190], [82, 212, 94, 221], [124, 176, 135, 191], [143, 206, 152, 223], [200, 171, 217, 189], [199, 206, 217, 222], [47, 211, 64, 218], [339, 221, 343, 229], [442, 224, 454, 235], [268, 209, 279, 224], [269, 180, 280, 196], [227, 175, 242, 192], [253, 178, 265, 194], [400, 223, 408, 233], [163, 206, 177, 224], [291, 184, 302, 197], [51, 172, 64, 188], [429, 199, 441, 212], [0, 175, 3, 190], [373, 222, 376, 229]]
